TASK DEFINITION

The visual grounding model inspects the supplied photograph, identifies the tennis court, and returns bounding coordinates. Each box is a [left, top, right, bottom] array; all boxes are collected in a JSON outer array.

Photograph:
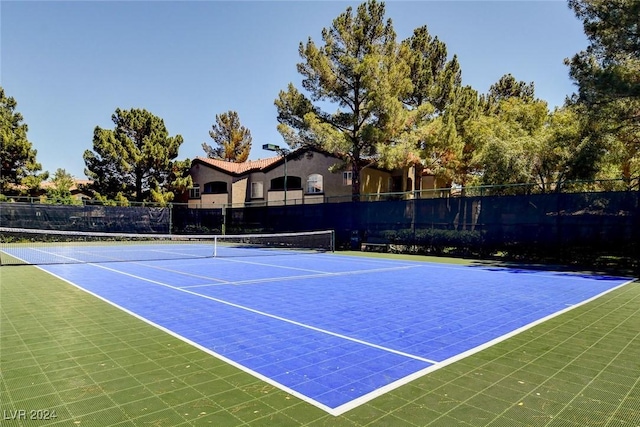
[[1, 231, 633, 418]]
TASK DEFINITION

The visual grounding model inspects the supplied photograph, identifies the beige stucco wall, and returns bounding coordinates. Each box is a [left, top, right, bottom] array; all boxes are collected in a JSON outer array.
[[267, 189, 304, 205], [188, 162, 232, 207], [419, 174, 451, 198], [262, 151, 352, 202], [361, 168, 392, 195], [187, 193, 227, 208], [189, 151, 430, 207], [232, 178, 247, 205]]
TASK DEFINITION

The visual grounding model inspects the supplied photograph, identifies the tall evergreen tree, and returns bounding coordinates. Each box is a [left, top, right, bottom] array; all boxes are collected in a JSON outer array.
[[457, 75, 548, 191], [84, 108, 189, 203], [484, 73, 535, 112], [473, 97, 549, 190], [275, 0, 411, 199], [535, 103, 605, 192], [402, 25, 461, 113], [436, 85, 483, 188], [375, 25, 463, 172], [201, 111, 252, 162], [0, 86, 48, 194], [566, 0, 640, 189], [567, 0, 639, 111]]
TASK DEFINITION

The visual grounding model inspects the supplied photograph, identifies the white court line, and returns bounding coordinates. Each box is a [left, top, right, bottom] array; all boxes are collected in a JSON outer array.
[[218, 256, 334, 274], [117, 261, 232, 284], [119, 251, 423, 289], [35, 265, 339, 416], [119, 253, 333, 284], [181, 264, 423, 288], [31, 258, 637, 416], [329, 277, 638, 415], [316, 252, 634, 282], [84, 262, 439, 366]]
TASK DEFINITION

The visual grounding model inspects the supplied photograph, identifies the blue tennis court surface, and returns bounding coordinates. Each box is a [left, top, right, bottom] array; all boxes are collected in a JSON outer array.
[[29, 249, 632, 415]]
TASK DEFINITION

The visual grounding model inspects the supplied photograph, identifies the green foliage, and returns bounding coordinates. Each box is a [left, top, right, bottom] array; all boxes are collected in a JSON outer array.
[[91, 192, 130, 207], [379, 228, 484, 256], [83, 108, 188, 203], [567, 0, 640, 190], [275, 1, 621, 197], [45, 168, 81, 205], [484, 73, 535, 111], [534, 106, 578, 191], [275, 0, 411, 198], [202, 111, 252, 163], [457, 86, 548, 189], [402, 26, 461, 113], [375, 25, 464, 173], [430, 85, 483, 187], [0, 86, 48, 195], [567, 0, 639, 108]]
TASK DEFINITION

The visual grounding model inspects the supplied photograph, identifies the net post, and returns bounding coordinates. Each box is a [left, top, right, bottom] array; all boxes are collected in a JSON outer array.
[[214, 236, 218, 258]]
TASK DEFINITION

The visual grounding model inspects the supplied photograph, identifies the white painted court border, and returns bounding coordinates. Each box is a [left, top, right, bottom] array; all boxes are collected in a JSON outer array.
[[21, 251, 637, 416]]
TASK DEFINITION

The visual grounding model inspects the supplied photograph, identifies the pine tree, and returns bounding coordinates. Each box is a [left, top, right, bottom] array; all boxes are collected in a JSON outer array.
[[201, 111, 252, 163], [84, 108, 188, 203], [275, 0, 411, 200], [0, 86, 48, 195], [566, 0, 640, 189]]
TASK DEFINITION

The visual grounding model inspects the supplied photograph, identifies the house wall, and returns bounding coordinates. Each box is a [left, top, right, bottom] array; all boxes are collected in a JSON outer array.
[[267, 189, 304, 205], [361, 168, 393, 195], [188, 150, 430, 207], [201, 193, 228, 206], [245, 172, 266, 205], [232, 178, 248, 205], [419, 174, 451, 198], [188, 162, 232, 207], [263, 151, 351, 204]]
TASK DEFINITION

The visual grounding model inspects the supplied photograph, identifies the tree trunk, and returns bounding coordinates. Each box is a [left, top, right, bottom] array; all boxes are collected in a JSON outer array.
[[351, 152, 361, 202], [136, 171, 143, 203]]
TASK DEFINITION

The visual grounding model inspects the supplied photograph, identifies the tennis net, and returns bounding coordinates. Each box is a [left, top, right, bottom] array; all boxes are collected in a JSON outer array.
[[0, 227, 335, 266]]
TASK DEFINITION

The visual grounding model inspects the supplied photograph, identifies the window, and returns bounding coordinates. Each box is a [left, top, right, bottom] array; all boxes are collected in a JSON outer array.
[[343, 171, 352, 186], [203, 181, 227, 194], [189, 184, 200, 199], [390, 176, 403, 192], [251, 182, 263, 199], [306, 174, 323, 194], [270, 176, 302, 190]]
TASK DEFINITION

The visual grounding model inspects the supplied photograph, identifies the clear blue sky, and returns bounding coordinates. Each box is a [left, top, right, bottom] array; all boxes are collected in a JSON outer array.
[[1, 0, 588, 179]]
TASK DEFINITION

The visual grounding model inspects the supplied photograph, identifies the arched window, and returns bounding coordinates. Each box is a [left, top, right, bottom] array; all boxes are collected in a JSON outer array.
[[203, 181, 228, 194], [306, 174, 323, 194], [270, 176, 301, 190]]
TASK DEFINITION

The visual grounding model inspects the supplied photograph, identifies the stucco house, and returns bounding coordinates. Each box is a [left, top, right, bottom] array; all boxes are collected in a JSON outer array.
[[187, 147, 448, 208]]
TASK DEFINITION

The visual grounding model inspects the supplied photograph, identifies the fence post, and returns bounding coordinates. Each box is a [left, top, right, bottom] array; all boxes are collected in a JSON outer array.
[[222, 205, 227, 235]]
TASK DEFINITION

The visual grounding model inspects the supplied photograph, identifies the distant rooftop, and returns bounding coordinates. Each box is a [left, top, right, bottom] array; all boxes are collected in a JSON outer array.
[[194, 155, 283, 174]]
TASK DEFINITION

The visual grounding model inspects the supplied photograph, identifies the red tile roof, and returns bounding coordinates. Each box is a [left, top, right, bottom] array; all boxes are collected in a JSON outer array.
[[194, 156, 283, 174], [40, 179, 92, 191]]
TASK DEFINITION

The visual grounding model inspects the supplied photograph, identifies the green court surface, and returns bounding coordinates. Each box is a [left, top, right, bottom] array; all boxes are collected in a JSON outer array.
[[1, 254, 639, 426]]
